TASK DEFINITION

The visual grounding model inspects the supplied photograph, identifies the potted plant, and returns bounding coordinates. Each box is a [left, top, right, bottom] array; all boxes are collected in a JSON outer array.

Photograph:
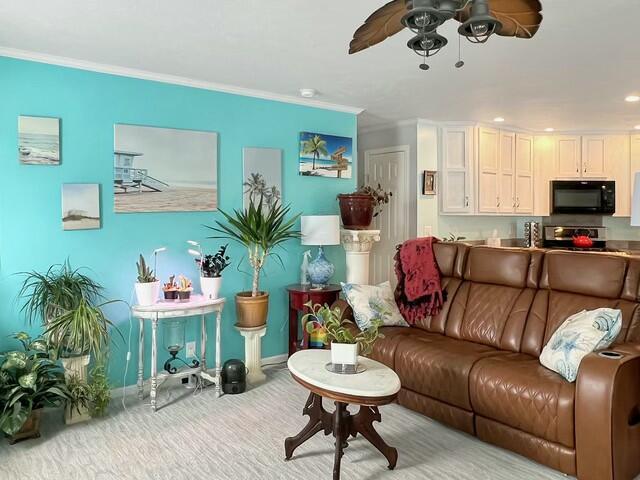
[[0, 332, 70, 443], [337, 184, 392, 230], [196, 245, 231, 300], [64, 374, 92, 425], [302, 303, 383, 371], [163, 275, 178, 300], [135, 254, 160, 306], [207, 197, 301, 328], [87, 360, 111, 418], [177, 275, 193, 302], [18, 262, 119, 381]]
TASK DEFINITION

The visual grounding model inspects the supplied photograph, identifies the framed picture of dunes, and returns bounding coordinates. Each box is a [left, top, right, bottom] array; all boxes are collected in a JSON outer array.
[[18, 115, 60, 165], [62, 184, 101, 231], [299, 132, 353, 179], [113, 124, 218, 213]]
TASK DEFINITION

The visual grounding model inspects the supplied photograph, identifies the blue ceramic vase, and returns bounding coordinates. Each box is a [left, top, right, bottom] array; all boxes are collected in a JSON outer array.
[[307, 246, 335, 288]]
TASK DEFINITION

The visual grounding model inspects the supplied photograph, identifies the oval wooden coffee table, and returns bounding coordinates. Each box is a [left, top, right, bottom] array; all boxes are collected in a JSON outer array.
[[285, 349, 401, 480]]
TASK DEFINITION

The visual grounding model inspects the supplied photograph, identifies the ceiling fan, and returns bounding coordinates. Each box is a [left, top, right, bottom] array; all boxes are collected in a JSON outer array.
[[349, 0, 543, 70]]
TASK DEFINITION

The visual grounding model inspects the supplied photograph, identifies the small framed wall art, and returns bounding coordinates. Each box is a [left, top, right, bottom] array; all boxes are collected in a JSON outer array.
[[62, 183, 101, 231], [18, 115, 60, 165], [423, 170, 437, 195], [299, 132, 353, 179]]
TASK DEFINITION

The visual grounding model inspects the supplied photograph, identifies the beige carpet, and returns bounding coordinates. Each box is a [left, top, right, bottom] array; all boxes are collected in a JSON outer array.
[[0, 366, 572, 480]]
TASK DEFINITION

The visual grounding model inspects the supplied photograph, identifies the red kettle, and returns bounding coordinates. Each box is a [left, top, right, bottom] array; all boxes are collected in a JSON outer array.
[[572, 234, 593, 248]]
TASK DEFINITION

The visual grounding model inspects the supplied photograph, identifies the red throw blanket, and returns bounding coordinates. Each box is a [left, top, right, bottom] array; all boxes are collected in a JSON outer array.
[[394, 237, 445, 325]]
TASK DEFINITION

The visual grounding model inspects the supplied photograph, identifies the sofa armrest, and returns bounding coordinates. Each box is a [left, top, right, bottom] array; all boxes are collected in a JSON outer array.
[[575, 344, 640, 480]]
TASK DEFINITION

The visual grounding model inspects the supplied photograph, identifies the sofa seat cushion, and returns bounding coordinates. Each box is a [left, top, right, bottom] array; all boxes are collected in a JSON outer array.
[[470, 353, 575, 448], [369, 327, 430, 369], [395, 335, 505, 410]]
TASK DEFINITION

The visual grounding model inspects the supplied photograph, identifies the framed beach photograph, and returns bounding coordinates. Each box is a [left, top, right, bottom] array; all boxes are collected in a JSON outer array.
[[423, 170, 437, 195], [113, 124, 218, 213], [62, 184, 101, 231], [299, 132, 353, 179], [242, 147, 282, 210], [18, 115, 60, 165]]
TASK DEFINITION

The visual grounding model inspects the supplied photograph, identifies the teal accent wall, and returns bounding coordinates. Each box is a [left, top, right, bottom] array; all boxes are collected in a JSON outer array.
[[0, 56, 357, 387]]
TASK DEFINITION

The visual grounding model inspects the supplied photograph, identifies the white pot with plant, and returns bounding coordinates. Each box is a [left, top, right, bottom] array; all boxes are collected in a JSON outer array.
[[196, 244, 231, 300], [135, 254, 160, 306], [207, 197, 301, 328], [302, 302, 383, 371]]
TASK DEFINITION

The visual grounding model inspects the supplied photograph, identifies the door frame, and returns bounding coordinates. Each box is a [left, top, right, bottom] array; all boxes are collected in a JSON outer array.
[[363, 144, 411, 239]]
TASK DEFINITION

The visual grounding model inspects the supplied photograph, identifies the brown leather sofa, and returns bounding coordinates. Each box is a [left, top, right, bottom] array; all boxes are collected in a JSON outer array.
[[346, 244, 640, 480]]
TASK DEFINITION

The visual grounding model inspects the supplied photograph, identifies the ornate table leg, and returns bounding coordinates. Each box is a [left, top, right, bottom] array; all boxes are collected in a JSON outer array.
[[351, 406, 398, 470], [201, 313, 207, 371], [284, 393, 331, 460], [137, 317, 144, 400], [150, 315, 158, 412], [333, 402, 347, 480], [215, 309, 222, 398]]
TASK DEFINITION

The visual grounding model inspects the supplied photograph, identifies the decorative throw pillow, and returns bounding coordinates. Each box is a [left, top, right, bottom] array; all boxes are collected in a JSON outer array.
[[341, 281, 408, 331], [540, 308, 622, 382]]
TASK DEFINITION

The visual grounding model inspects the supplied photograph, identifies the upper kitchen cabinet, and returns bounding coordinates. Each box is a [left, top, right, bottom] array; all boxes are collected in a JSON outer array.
[[477, 127, 500, 213], [604, 135, 630, 216], [498, 131, 516, 213], [440, 125, 474, 214], [632, 135, 640, 196], [515, 134, 534, 214], [581, 135, 607, 178], [556, 135, 582, 177], [533, 135, 556, 216]]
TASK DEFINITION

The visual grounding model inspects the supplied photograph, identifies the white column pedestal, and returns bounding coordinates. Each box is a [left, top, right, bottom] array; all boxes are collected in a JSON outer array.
[[236, 325, 267, 385], [341, 229, 381, 285]]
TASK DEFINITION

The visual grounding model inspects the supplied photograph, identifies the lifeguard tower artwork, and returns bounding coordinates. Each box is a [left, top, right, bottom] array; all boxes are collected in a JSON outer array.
[[113, 124, 218, 213], [299, 132, 353, 179]]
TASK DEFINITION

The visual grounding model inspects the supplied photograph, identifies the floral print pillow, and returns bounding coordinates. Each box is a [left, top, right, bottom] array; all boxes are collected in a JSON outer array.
[[540, 308, 622, 382], [341, 281, 408, 331]]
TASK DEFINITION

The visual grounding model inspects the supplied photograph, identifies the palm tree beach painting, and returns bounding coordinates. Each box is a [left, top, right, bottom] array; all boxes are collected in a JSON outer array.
[[242, 147, 282, 210], [299, 132, 353, 179], [62, 184, 101, 231]]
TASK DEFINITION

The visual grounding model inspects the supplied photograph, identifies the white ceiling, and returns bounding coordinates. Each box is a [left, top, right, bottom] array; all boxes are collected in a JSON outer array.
[[1, 0, 639, 131]]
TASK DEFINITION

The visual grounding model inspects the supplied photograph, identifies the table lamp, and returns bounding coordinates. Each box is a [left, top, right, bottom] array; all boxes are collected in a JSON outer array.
[[301, 215, 341, 288], [632, 172, 640, 227]]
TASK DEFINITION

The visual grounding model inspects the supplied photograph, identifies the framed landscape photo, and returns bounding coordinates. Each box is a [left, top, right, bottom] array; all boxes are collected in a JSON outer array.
[[299, 132, 353, 179], [18, 115, 60, 165], [242, 147, 282, 210], [113, 124, 218, 213], [423, 170, 436, 195], [62, 184, 101, 231]]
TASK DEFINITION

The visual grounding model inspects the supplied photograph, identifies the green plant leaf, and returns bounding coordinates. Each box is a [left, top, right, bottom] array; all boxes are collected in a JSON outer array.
[[18, 373, 37, 389]]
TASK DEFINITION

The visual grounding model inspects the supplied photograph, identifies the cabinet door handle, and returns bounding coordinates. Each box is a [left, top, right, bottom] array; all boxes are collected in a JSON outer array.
[[516, 197, 520, 208], [496, 196, 501, 208], [512, 198, 516, 208], [465, 196, 469, 207]]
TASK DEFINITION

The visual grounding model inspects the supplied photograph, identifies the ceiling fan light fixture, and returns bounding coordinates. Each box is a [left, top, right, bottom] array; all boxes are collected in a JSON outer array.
[[458, 0, 502, 44], [402, 0, 445, 33], [408, 31, 449, 57]]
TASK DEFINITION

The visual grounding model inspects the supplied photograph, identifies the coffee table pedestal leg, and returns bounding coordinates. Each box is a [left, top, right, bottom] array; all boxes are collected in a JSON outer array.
[[352, 406, 398, 470], [285, 393, 331, 459]]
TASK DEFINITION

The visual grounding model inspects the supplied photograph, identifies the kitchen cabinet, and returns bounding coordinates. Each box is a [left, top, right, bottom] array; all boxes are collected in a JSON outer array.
[[498, 131, 515, 213], [581, 135, 607, 178], [533, 136, 555, 216], [440, 126, 474, 214], [556, 135, 582, 178], [515, 134, 534, 214], [607, 135, 632, 216], [631, 135, 640, 198], [477, 127, 500, 213]]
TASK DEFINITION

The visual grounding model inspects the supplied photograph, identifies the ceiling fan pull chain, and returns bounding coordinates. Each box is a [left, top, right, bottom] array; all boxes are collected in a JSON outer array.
[[455, 33, 465, 68]]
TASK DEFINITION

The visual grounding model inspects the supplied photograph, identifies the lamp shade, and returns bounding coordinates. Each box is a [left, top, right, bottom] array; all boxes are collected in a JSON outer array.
[[301, 215, 340, 246], [632, 172, 640, 226]]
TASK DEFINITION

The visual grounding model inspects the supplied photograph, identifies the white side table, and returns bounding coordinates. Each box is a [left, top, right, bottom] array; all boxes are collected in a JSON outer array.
[[341, 229, 381, 285], [235, 324, 267, 385], [132, 295, 225, 411]]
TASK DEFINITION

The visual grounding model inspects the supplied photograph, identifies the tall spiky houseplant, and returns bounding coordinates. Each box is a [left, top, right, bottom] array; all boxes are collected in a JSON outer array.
[[207, 196, 300, 327]]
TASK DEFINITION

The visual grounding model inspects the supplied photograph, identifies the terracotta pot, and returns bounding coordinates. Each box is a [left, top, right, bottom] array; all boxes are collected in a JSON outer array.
[[235, 292, 269, 328], [8, 408, 42, 445], [337, 194, 375, 230]]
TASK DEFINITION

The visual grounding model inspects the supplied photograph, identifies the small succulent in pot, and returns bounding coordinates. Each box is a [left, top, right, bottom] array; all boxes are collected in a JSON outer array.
[[163, 275, 178, 300], [197, 245, 231, 278], [177, 275, 193, 301], [134, 254, 160, 306], [136, 254, 157, 283]]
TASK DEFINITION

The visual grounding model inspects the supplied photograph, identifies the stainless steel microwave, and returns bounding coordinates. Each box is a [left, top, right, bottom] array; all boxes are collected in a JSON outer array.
[[551, 180, 616, 215]]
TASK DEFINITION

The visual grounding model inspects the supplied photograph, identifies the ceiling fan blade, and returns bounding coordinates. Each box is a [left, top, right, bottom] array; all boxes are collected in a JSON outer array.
[[456, 0, 543, 39], [349, 0, 408, 54]]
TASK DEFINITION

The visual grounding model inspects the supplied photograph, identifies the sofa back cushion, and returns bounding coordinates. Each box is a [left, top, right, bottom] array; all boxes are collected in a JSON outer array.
[[444, 247, 541, 351]]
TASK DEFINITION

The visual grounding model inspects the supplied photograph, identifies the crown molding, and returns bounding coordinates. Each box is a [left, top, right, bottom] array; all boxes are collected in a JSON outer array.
[[359, 118, 419, 135], [0, 47, 365, 115]]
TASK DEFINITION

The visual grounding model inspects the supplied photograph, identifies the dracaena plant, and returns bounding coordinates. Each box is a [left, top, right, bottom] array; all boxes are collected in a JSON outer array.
[[0, 332, 70, 436], [206, 197, 301, 297], [301, 302, 384, 356]]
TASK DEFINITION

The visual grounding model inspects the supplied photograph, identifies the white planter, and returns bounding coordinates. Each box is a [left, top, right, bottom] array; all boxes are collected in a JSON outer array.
[[200, 276, 222, 300], [331, 342, 359, 366], [135, 281, 160, 306], [61, 354, 90, 382], [64, 404, 91, 425]]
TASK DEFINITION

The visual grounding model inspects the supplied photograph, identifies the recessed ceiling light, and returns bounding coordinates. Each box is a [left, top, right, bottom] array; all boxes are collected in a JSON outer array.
[[635, 125, 640, 130], [544, 128, 555, 132], [625, 95, 640, 103], [493, 117, 505, 123], [299, 88, 317, 98]]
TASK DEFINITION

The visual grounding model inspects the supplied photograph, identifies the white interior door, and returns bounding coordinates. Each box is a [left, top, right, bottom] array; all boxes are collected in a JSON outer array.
[[364, 146, 410, 286]]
